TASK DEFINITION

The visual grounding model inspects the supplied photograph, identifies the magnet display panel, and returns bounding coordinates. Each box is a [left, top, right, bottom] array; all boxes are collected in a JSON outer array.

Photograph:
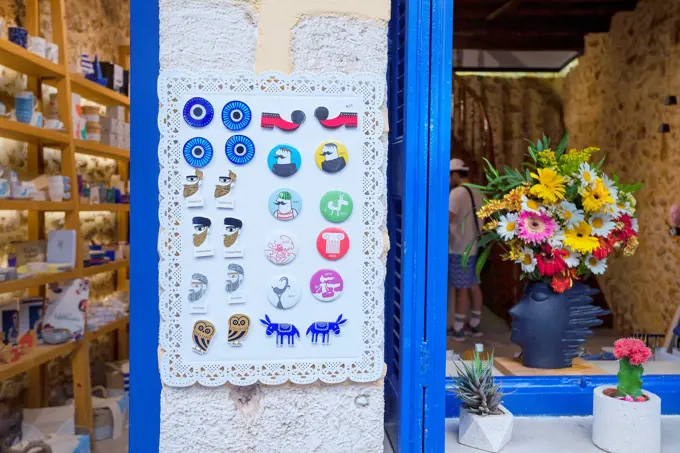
[[158, 71, 386, 386]]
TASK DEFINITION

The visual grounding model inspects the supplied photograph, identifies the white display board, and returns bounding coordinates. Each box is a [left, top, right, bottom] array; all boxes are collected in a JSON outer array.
[[158, 71, 386, 386]]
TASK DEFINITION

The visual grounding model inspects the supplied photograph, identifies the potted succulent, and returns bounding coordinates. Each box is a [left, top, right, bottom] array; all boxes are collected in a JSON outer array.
[[464, 134, 642, 369], [592, 338, 660, 453], [450, 351, 513, 452]]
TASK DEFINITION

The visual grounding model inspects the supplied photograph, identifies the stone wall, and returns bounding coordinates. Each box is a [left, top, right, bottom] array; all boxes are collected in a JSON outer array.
[[158, 1, 388, 452], [562, 0, 680, 334]]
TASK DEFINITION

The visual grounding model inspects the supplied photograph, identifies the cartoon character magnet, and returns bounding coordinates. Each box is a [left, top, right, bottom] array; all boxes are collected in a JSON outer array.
[[188, 273, 209, 313], [314, 107, 358, 129], [192, 216, 214, 258], [267, 276, 302, 310], [228, 314, 250, 347], [316, 227, 350, 261], [315, 141, 348, 174], [320, 190, 353, 223], [261, 110, 306, 132], [269, 189, 302, 221], [215, 170, 237, 209], [260, 315, 300, 347], [183, 169, 204, 207], [225, 263, 245, 304], [268, 145, 301, 178], [306, 315, 348, 345], [264, 232, 298, 265], [223, 217, 243, 258], [310, 269, 344, 302], [192, 320, 216, 355]]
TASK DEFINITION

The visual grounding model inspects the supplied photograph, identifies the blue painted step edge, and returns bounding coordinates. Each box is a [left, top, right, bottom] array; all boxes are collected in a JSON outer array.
[[445, 375, 680, 417]]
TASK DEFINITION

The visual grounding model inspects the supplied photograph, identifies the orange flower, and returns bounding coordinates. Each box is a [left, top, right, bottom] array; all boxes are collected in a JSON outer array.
[[551, 269, 578, 293]]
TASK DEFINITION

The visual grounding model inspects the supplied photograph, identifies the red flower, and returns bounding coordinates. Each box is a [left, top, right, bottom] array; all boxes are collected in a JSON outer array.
[[593, 237, 613, 260], [537, 245, 568, 277], [613, 338, 652, 365], [551, 269, 575, 293], [613, 214, 636, 242]]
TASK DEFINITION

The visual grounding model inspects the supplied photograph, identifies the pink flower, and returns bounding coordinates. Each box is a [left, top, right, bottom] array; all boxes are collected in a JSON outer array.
[[635, 396, 646, 402], [669, 204, 680, 226], [613, 338, 652, 365], [621, 395, 634, 402], [517, 210, 556, 244]]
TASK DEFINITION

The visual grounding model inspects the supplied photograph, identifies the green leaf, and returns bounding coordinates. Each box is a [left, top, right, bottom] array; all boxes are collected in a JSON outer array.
[[461, 241, 475, 269], [478, 233, 500, 249], [593, 155, 606, 171], [475, 245, 492, 281], [464, 183, 494, 192], [536, 138, 544, 152], [554, 132, 569, 160], [483, 158, 499, 178]]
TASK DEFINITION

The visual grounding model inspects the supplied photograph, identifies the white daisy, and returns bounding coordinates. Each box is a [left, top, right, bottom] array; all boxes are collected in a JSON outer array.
[[601, 174, 619, 204], [548, 228, 566, 249], [515, 247, 536, 273], [631, 217, 639, 233], [564, 248, 581, 268], [584, 254, 607, 275], [521, 195, 543, 213], [557, 201, 584, 227], [497, 213, 519, 241], [589, 213, 616, 237], [578, 163, 598, 188]]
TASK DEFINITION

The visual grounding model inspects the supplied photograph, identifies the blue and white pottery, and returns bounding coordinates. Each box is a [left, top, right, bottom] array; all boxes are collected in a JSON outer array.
[[8, 27, 28, 48]]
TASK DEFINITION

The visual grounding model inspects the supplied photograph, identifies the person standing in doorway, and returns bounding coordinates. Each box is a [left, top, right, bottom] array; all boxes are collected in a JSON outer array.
[[448, 158, 484, 341]]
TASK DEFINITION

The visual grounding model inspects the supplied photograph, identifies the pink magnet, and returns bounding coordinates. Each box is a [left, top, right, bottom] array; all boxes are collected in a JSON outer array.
[[309, 269, 344, 302]]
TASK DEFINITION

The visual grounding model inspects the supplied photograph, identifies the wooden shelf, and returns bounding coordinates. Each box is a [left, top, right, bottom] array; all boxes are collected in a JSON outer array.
[[0, 269, 80, 294], [82, 260, 129, 277], [0, 118, 70, 147], [80, 203, 129, 212], [87, 316, 129, 340], [0, 342, 75, 381], [0, 39, 66, 79], [0, 200, 75, 211], [70, 74, 130, 107], [74, 139, 129, 160]]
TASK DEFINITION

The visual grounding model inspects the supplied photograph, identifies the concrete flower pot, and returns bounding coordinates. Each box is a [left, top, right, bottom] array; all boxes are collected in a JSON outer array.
[[459, 405, 514, 452], [592, 385, 661, 453]]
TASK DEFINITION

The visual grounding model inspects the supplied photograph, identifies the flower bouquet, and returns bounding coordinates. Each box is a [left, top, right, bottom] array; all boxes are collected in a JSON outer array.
[[592, 338, 660, 453], [465, 134, 643, 369]]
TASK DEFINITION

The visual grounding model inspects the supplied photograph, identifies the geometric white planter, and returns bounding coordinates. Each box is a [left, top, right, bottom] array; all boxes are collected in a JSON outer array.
[[592, 385, 661, 453], [459, 405, 514, 453]]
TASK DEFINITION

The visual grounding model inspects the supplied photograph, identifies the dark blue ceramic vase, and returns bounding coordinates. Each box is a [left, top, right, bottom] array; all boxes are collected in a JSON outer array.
[[509, 281, 610, 369], [8, 27, 28, 48]]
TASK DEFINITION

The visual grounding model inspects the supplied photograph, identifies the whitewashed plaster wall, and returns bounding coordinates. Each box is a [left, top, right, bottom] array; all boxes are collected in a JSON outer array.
[[158, 1, 389, 452]]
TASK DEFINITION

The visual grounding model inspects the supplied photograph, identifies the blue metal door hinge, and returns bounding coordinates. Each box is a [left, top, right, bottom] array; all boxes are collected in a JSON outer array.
[[420, 341, 429, 386]]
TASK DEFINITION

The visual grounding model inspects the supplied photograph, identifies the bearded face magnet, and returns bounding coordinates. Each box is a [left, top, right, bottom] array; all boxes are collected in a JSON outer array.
[[188, 273, 209, 313], [192, 320, 216, 355], [215, 170, 237, 209], [223, 217, 244, 258], [225, 262, 245, 304], [192, 216, 214, 258], [183, 169, 204, 207]]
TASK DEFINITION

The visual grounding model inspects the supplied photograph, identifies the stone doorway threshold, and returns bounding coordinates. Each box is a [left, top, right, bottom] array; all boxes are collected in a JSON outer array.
[[445, 416, 680, 452]]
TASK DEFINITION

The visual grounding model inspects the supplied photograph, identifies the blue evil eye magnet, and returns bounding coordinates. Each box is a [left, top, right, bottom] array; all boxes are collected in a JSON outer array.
[[222, 100, 252, 131], [267, 145, 301, 177], [306, 314, 347, 345], [260, 314, 300, 347], [183, 97, 214, 127], [225, 135, 255, 165], [183, 137, 214, 168]]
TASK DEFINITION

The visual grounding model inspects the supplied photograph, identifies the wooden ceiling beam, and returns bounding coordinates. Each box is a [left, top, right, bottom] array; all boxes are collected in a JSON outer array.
[[453, 33, 585, 51], [455, 0, 638, 19], [455, 15, 614, 34]]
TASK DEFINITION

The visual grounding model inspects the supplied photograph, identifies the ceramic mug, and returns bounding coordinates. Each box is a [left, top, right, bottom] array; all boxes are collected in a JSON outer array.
[[46, 43, 59, 63], [44, 119, 63, 130], [47, 175, 64, 202], [28, 36, 46, 58], [8, 27, 28, 48], [14, 92, 37, 124]]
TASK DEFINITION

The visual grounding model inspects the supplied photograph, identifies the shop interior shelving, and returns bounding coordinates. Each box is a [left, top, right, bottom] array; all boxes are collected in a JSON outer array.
[[0, 0, 130, 438]]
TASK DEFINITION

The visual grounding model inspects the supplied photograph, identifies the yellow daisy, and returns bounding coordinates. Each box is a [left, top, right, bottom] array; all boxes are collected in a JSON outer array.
[[564, 221, 600, 254], [502, 186, 529, 212], [530, 168, 566, 204], [581, 179, 615, 213]]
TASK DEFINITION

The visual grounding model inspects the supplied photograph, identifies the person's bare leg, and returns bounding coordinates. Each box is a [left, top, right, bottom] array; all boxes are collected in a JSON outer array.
[[455, 288, 470, 320], [447, 280, 457, 330], [467, 284, 483, 337]]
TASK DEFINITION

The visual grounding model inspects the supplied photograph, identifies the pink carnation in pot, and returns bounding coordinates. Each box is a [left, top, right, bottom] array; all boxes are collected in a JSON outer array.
[[613, 338, 652, 365]]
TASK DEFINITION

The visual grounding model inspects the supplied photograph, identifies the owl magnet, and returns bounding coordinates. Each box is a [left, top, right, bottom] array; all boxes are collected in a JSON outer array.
[[314, 107, 358, 129], [268, 145, 301, 178], [267, 276, 302, 310], [315, 141, 348, 174], [320, 191, 353, 223], [260, 315, 300, 347], [215, 170, 237, 209], [316, 227, 350, 261], [264, 232, 298, 265], [225, 263, 245, 304], [269, 189, 302, 221], [192, 216, 214, 258], [227, 314, 250, 347], [306, 315, 348, 345], [192, 320, 216, 355], [188, 273, 209, 313], [310, 269, 344, 302], [223, 217, 243, 258], [183, 169, 204, 207]]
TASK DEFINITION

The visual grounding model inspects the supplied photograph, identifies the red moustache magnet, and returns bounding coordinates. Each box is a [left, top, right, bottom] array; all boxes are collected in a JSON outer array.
[[314, 107, 358, 129], [261, 110, 306, 131]]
